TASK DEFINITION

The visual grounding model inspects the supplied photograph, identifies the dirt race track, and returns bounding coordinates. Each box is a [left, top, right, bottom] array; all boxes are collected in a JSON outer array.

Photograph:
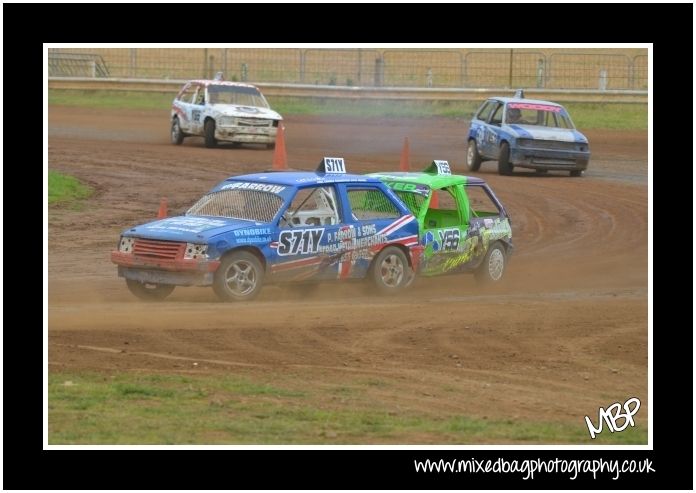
[[48, 107, 649, 442]]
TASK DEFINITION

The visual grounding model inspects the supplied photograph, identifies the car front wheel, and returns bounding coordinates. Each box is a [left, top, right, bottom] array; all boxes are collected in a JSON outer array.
[[370, 246, 412, 295], [213, 251, 264, 301], [171, 118, 184, 145], [126, 279, 175, 301], [474, 242, 507, 284], [204, 120, 217, 148], [498, 142, 514, 176], [466, 140, 483, 171]]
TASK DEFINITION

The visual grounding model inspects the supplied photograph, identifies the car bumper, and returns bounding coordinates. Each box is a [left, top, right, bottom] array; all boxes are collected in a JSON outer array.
[[510, 148, 590, 171], [111, 251, 220, 286], [215, 126, 277, 144]]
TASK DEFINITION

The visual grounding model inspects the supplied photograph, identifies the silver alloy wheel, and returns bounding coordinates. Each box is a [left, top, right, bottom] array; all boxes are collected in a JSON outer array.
[[224, 259, 257, 296], [467, 141, 475, 165], [488, 248, 505, 281], [379, 253, 404, 288], [171, 120, 181, 143]]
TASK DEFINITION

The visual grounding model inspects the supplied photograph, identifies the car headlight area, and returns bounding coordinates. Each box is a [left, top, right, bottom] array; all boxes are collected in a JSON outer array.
[[184, 243, 208, 260], [118, 236, 135, 253]]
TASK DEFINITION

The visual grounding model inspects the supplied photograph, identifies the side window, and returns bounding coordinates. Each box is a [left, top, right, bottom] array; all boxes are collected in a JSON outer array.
[[177, 84, 196, 103], [282, 186, 340, 227], [425, 186, 462, 228], [490, 103, 504, 125], [347, 188, 400, 221], [192, 86, 205, 105], [475, 100, 495, 122], [466, 186, 501, 218]]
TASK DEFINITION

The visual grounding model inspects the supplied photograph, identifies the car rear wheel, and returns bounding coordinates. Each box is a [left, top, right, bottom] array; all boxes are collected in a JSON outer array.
[[498, 142, 514, 176], [570, 170, 583, 177], [474, 242, 507, 284], [466, 140, 482, 171], [204, 120, 217, 148], [370, 246, 411, 295], [266, 142, 276, 150], [125, 279, 175, 301], [213, 251, 264, 301], [171, 118, 184, 145]]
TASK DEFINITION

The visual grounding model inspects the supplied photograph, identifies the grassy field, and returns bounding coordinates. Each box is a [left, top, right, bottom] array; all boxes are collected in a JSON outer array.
[[48, 89, 647, 130], [48, 170, 93, 205], [48, 371, 647, 445]]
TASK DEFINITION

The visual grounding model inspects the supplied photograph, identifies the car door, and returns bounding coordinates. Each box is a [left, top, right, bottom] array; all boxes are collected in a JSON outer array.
[[341, 184, 413, 280], [478, 101, 504, 159], [419, 185, 470, 276], [188, 84, 206, 135], [271, 184, 345, 282], [172, 83, 197, 133], [461, 183, 512, 268]]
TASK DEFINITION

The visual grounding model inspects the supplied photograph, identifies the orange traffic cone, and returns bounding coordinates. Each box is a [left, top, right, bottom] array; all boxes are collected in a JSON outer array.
[[399, 137, 410, 172], [272, 124, 288, 170], [430, 190, 439, 209], [157, 197, 168, 218]]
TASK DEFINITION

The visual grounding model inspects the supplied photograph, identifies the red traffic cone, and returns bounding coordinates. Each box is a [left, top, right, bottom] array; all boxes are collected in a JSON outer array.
[[399, 137, 410, 172], [157, 197, 168, 218], [430, 190, 439, 209], [272, 124, 288, 170]]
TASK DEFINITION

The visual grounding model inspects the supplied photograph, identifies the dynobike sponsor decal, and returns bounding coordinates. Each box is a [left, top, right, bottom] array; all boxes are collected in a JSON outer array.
[[221, 182, 286, 194], [145, 217, 228, 233]]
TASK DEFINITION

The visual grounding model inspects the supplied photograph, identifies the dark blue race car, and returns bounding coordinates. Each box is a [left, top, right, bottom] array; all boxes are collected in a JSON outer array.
[[466, 93, 591, 177], [111, 158, 422, 301]]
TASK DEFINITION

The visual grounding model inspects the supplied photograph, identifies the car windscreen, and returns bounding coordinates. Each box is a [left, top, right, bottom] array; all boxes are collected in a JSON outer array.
[[506, 103, 574, 129], [208, 85, 269, 108], [186, 189, 283, 222], [384, 183, 429, 217]]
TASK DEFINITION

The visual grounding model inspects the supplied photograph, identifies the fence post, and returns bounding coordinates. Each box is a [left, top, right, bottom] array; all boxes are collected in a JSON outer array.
[[209, 54, 215, 79], [374, 56, 384, 87], [129, 48, 137, 78], [426, 68, 433, 88], [599, 68, 608, 91], [508, 49, 513, 88], [299, 49, 305, 83], [241, 63, 248, 82], [202, 48, 208, 78], [222, 48, 227, 77], [536, 58, 545, 88], [357, 48, 362, 86]]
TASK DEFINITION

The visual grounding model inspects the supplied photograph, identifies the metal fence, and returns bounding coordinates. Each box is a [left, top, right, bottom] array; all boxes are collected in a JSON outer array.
[[48, 48, 649, 90]]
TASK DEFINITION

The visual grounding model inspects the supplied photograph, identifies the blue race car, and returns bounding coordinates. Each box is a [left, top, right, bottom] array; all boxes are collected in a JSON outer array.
[[111, 158, 421, 301], [466, 92, 591, 177]]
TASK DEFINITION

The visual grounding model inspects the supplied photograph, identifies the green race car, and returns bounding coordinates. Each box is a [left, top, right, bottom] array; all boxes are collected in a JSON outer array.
[[370, 161, 513, 282]]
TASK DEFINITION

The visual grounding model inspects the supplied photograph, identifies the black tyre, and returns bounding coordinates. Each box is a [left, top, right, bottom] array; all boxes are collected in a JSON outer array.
[[474, 241, 507, 284], [570, 170, 583, 177], [466, 140, 482, 171], [204, 119, 217, 148], [266, 142, 276, 150], [171, 118, 184, 145], [498, 142, 514, 176], [213, 251, 264, 301], [125, 279, 175, 301], [370, 246, 411, 295]]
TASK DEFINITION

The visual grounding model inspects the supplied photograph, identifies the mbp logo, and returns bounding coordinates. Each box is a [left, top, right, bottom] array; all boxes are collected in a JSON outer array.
[[584, 397, 640, 439]]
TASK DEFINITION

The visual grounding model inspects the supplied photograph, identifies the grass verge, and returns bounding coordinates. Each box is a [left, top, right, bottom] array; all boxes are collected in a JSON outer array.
[[48, 89, 647, 130], [48, 170, 93, 206], [49, 371, 647, 445]]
